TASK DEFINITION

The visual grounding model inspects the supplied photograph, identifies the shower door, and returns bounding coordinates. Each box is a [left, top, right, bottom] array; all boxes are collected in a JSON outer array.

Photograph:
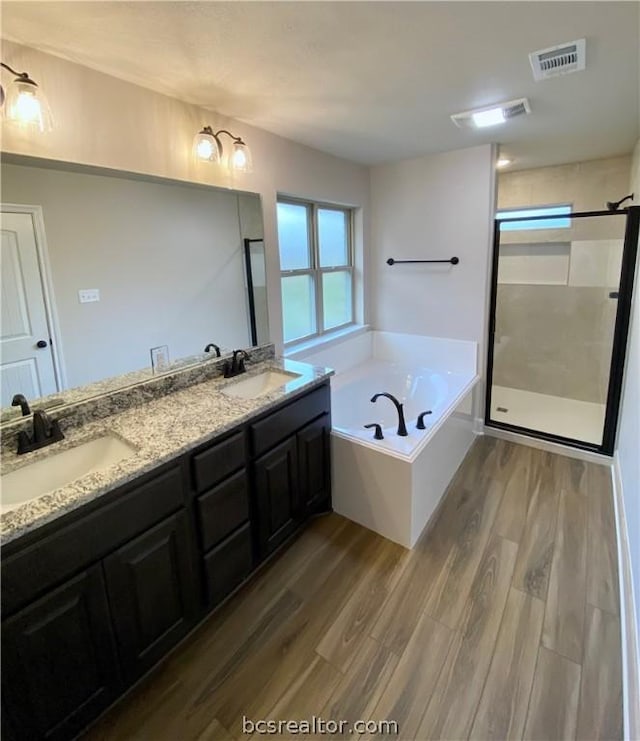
[[485, 206, 639, 454]]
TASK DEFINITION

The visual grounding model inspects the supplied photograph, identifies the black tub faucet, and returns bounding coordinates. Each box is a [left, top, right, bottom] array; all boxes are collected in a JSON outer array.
[[417, 410, 432, 429], [370, 392, 408, 437], [364, 423, 384, 440]]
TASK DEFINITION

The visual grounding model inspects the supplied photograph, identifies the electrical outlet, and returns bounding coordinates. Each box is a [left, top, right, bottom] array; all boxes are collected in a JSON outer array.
[[150, 345, 170, 373], [78, 289, 100, 303]]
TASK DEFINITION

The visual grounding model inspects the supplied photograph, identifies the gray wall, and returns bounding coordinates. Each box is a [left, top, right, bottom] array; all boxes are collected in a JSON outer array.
[[2, 162, 254, 388]]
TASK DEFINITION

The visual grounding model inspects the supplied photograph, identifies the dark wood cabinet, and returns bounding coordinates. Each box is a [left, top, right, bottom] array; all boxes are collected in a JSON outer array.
[[1, 465, 185, 618], [297, 414, 331, 515], [103, 511, 197, 682], [203, 522, 253, 606], [1, 380, 332, 740], [197, 469, 250, 552], [254, 436, 300, 555], [1, 565, 120, 741]]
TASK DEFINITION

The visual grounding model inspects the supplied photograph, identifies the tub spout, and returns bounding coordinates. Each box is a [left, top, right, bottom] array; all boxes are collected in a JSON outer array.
[[370, 392, 408, 437]]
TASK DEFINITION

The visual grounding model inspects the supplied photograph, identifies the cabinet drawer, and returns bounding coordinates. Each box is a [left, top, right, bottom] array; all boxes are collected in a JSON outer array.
[[203, 523, 253, 607], [192, 431, 245, 493], [197, 470, 249, 552], [2, 465, 185, 617], [250, 384, 330, 456]]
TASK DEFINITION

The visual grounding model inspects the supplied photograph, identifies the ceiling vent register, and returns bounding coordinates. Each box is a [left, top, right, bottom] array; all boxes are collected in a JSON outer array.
[[529, 39, 586, 81]]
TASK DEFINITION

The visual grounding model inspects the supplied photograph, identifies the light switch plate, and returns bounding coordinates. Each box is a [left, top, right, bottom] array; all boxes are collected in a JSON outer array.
[[78, 289, 100, 303], [150, 345, 170, 373]]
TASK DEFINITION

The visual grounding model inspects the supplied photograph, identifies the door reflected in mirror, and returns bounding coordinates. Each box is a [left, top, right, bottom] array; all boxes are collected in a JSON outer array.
[[0, 155, 269, 417]]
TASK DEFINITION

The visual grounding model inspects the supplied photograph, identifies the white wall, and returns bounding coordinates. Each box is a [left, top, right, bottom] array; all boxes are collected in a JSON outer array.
[[617, 137, 640, 696], [369, 144, 495, 415], [0, 41, 371, 353]]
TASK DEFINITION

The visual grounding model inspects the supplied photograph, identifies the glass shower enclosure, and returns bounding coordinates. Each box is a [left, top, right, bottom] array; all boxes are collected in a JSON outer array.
[[485, 206, 639, 454]]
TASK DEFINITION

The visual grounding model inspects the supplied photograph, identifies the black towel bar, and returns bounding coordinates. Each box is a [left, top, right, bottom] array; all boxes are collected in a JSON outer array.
[[386, 257, 459, 266]]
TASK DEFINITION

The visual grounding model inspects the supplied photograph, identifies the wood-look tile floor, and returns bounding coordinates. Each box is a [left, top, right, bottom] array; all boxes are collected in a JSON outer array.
[[86, 437, 622, 741]]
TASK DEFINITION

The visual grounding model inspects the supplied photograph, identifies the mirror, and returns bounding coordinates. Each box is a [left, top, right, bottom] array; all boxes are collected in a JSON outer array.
[[0, 155, 269, 420]]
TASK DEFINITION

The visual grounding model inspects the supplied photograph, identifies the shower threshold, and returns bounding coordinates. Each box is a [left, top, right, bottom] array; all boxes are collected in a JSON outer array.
[[490, 385, 605, 446]]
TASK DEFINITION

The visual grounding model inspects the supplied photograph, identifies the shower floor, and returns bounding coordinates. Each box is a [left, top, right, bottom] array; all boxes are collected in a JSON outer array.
[[490, 385, 605, 446]]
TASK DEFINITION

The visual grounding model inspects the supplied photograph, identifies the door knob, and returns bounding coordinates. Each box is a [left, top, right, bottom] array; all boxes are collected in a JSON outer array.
[[36, 340, 48, 349]]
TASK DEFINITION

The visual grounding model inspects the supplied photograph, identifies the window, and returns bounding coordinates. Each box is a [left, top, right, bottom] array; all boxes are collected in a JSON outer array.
[[496, 204, 571, 231], [277, 198, 354, 344]]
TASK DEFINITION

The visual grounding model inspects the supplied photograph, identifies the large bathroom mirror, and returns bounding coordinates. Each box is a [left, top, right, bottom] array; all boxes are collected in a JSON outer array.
[[0, 154, 269, 419]]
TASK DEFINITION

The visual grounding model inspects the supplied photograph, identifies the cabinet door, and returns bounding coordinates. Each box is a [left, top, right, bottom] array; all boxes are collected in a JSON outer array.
[[1, 565, 120, 741], [104, 511, 197, 683], [203, 522, 253, 608], [253, 436, 299, 556], [297, 414, 331, 515]]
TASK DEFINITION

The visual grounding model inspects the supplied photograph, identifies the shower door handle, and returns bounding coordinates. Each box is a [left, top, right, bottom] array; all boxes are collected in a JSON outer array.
[[609, 292, 619, 299]]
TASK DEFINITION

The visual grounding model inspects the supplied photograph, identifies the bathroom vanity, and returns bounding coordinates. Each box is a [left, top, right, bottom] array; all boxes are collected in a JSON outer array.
[[0, 358, 332, 741]]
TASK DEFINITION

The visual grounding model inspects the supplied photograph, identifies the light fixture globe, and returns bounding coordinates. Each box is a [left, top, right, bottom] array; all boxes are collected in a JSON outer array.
[[193, 126, 220, 163], [193, 126, 253, 173], [4, 76, 53, 132], [230, 139, 253, 174]]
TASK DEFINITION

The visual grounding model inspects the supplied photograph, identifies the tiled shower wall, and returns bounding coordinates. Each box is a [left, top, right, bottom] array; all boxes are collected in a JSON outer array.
[[495, 156, 631, 404], [494, 284, 617, 403]]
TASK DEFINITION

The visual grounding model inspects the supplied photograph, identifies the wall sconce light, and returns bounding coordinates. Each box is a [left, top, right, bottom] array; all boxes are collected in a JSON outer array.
[[193, 126, 253, 173], [0, 62, 53, 132]]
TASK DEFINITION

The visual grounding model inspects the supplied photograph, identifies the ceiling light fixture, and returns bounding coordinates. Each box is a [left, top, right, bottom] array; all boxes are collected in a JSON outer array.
[[472, 107, 506, 128], [451, 98, 531, 130], [496, 157, 513, 169], [0, 61, 53, 132], [193, 126, 253, 173]]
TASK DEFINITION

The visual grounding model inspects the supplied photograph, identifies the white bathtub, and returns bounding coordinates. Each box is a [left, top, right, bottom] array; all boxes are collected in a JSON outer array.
[[292, 330, 479, 548]]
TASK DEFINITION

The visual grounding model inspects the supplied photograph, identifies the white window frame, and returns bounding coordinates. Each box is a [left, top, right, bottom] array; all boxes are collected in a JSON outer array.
[[496, 203, 572, 231], [278, 197, 355, 346]]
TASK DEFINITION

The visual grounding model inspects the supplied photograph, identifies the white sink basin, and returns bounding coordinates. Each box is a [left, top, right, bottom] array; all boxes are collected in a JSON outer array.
[[1, 434, 136, 514], [222, 370, 301, 400]]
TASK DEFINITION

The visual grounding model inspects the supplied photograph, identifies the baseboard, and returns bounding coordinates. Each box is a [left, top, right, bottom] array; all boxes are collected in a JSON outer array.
[[612, 453, 640, 741], [481, 423, 612, 465]]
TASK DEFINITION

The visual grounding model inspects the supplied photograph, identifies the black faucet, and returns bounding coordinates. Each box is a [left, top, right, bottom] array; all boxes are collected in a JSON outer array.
[[11, 393, 31, 417], [370, 392, 408, 437], [416, 410, 432, 429], [204, 343, 221, 357], [16, 410, 65, 455], [364, 423, 384, 440], [224, 349, 249, 378]]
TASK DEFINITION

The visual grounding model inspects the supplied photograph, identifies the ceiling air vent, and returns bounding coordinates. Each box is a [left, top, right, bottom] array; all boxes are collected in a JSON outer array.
[[451, 98, 531, 129], [529, 39, 586, 81], [503, 100, 529, 120]]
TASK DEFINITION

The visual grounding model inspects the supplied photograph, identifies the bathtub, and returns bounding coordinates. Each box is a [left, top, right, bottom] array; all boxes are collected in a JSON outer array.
[[293, 330, 479, 548]]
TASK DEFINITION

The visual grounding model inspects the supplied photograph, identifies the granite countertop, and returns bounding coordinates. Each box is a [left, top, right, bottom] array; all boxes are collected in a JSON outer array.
[[0, 358, 333, 546]]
